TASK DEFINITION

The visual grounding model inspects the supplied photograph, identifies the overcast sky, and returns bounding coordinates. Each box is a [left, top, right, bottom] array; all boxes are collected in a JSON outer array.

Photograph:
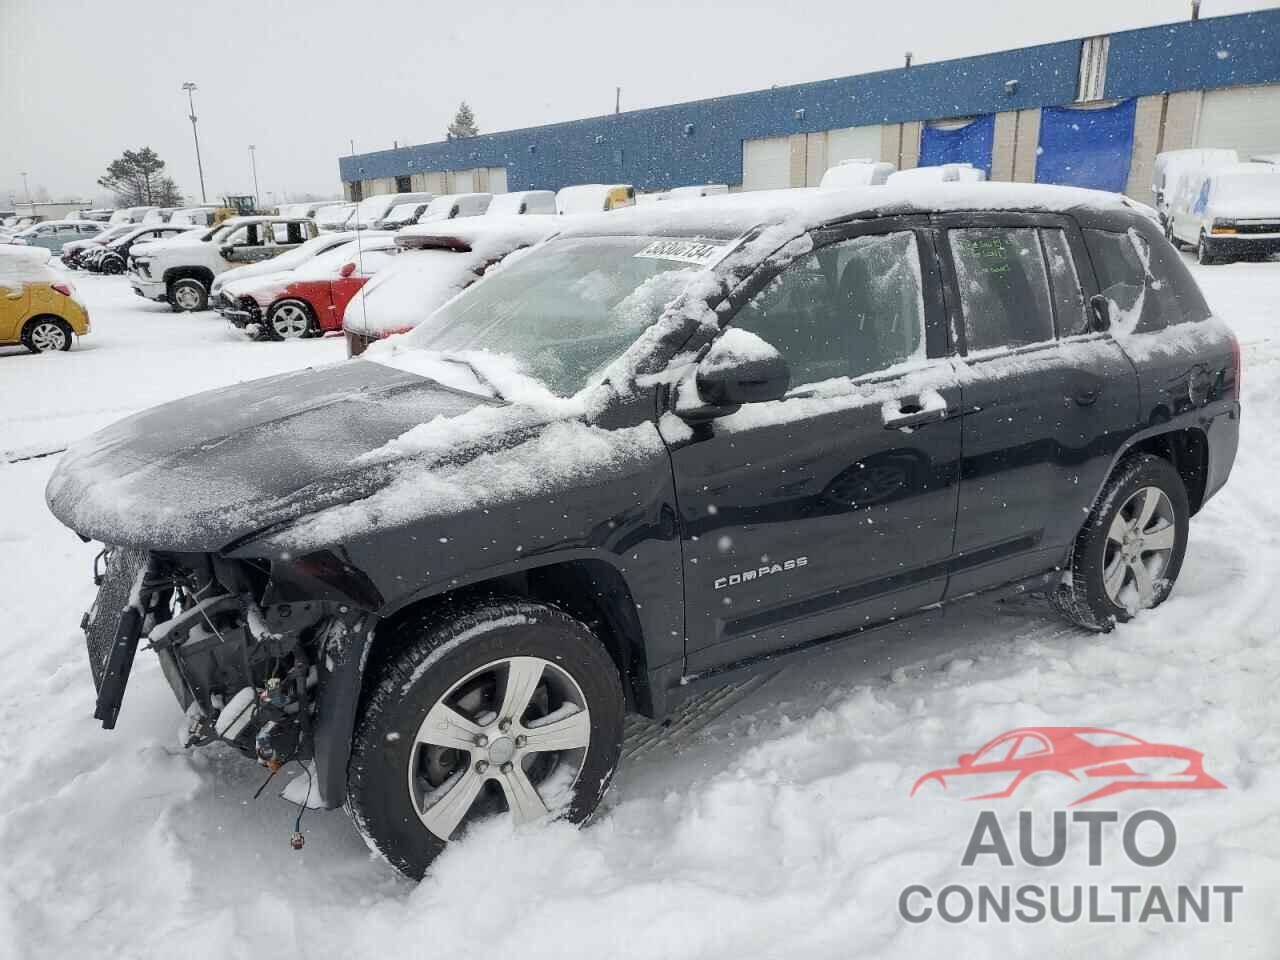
[[1, 0, 1272, 205]]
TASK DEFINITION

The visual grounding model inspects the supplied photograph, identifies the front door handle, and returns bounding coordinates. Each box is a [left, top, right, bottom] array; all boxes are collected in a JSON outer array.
[[1073, 388, 1100, 406], [882, 393, 947, 430]]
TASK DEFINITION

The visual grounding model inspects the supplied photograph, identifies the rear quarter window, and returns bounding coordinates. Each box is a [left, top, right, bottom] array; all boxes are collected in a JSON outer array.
[[1084, 227, 1210, 332]]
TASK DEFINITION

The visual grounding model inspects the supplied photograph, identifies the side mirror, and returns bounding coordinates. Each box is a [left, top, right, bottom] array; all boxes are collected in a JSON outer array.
[[677, 329, 790, 420], [219, 245, 234, 257], [339, 261, 356, 278], [958, 753, 975, 768], [1089, 294, 1111, 333]]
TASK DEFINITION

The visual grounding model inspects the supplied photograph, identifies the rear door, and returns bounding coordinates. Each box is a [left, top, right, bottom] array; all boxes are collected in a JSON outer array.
[[935, 213, 1139, 596], [664, 220, 963, 676]]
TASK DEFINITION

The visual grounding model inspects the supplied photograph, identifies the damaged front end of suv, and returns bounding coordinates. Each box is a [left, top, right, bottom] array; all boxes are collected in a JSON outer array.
[[85, 544, 375, 806]]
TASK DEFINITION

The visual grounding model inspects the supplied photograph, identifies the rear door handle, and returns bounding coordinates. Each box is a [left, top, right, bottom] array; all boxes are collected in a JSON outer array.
[[882, 394, 947, 429]]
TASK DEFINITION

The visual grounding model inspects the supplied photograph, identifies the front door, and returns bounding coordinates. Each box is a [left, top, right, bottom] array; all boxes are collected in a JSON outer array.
[[935, 214, 1140, 596], [662, 223, 963, 676]]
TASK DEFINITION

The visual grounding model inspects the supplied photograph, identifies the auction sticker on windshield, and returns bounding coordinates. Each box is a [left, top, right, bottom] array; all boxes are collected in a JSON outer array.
[[633, 238, 728, 266]]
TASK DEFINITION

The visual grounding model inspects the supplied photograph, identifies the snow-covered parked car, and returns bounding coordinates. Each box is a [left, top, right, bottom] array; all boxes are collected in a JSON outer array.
[[60, 222, 140, 269], [83, 224, 199, 275], [486, 190, 557, 215], [415, 193, 492, 223], [0, 244, 90, 352], [819, 159, 896, 188], [127, 216, 319, 311], [667, 183, 730, 200], [46, 183, 1239, 880], [217, 235, 402, 340], [1167, 162, 1280, 264], [8, 220, 107, 254], [373, 200, 432, 230], [556, 183, 635, 214], [346, 192, 435, 230], [315, 202, 356, 233], [210, 230, 386, 301], [341, 215, 558, 356], [886, 163, 986, 185]]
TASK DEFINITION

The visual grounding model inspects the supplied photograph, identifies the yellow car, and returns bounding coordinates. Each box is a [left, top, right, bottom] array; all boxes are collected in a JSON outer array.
[[0, 245, 90, 352]]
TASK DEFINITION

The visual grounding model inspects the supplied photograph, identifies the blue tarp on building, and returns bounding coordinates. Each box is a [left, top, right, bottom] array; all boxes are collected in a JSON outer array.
[[1035, 99, 1138, 192], [918, 115, 995, 175]]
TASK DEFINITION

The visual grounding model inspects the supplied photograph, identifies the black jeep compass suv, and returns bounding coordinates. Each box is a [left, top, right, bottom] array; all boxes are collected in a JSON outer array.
[[47, 184, 1240, 878]]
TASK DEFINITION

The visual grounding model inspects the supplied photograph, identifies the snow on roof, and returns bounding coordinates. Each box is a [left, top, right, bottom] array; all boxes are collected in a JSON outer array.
[[0, 244, 55, 288], [819, 161, 895, 189], [555, 181, 1144, 243]]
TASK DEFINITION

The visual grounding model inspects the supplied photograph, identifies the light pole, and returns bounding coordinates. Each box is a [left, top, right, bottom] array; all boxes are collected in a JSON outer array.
[[182, 82, 207, 203], [248, 144, 260, 209], [20, 171, 30, 205]]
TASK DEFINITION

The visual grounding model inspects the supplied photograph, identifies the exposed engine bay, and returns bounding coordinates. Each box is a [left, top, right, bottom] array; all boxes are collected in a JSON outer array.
[[83, 547, 373, 804]]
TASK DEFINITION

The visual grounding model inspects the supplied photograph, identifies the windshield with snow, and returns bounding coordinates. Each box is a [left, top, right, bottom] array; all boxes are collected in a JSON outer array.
[[402, 236, 715, 396]]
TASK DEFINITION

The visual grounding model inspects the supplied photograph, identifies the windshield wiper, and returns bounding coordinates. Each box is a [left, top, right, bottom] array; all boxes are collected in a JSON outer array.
[[437, 354, 504, 401]]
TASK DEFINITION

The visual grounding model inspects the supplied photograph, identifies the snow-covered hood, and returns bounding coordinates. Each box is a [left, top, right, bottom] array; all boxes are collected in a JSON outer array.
[[222, 270, 295, 304], [45, 360, 507, 553]]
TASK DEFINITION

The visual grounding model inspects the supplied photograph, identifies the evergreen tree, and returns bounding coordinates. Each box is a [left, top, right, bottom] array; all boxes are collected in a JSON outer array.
[[97, 147, 184, 207], [447, 102, 479, 139]]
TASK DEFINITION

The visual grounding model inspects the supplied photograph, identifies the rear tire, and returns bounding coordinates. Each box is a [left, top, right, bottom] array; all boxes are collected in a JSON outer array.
[[21, 317, 73, 353], [347, 598, 625, 880], [168, 277, 208, 312], [1050, 455, 1189, 631]]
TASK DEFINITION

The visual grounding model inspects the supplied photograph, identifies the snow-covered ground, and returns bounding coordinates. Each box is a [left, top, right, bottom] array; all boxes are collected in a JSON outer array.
[[1, 262, 1277, 959]]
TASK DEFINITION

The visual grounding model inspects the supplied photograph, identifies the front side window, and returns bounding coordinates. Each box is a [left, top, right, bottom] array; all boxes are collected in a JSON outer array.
[[224, 224, 264, 246], [729, 231, 926, 387], [949, 227, 1054, 351]]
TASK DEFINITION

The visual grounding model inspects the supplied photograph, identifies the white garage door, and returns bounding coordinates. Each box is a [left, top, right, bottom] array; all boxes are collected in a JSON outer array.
[[488, 167, 509, 194], [827, 125, 883, 167], [1196, 84, 1280, 159], [451, 169, 477, 193], [743, 136, 791, 191]]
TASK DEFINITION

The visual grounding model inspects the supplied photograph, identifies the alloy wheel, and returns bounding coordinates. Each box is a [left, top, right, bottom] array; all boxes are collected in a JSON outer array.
[[29, 321, 68, 352], [271, 303, 311, 339], [174, 285, 202, 310], [1102, 486, 1177, 609], [407, 655, 591, 842]]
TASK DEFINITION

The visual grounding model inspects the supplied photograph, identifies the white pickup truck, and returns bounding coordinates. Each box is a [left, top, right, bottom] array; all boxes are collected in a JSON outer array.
[[128, 216, 318, 311]]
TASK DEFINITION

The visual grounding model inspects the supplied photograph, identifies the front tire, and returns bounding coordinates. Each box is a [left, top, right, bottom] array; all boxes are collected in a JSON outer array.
[[1197, 233, 1220, 266], [21, 317, 73, 353], [347, 599, 625, 880], [1051, 455, 1189, 631], [265, 299, 315, 340], [169, 277, 208, 312]]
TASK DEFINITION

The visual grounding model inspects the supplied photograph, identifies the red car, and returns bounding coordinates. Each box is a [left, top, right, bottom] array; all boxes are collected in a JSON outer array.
[[217, 237, 401, 340], [911, 726, 1225, 805]]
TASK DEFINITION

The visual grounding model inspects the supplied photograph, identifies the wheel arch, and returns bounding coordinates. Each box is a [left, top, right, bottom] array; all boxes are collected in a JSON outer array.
[[162, 265, 215, 290], [1117, 427, 1210, 516]]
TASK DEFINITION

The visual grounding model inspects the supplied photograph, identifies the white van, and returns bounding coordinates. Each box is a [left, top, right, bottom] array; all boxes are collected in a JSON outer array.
[[819, 159, 896, 188], [416, 193, 492, 223], [486, 191, 557, 215], [1152, 148, 1238, 225], [556, 184, 635, 214], [1168, 162, 1280, 264]]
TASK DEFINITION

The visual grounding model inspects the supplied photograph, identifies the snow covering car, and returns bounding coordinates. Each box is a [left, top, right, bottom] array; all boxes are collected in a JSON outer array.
[[84, 224, 199, 275], [210, 230, 386, 301], [107, 205, 159, 225], [556, 183, 635, 213], [0, 245, 90, 352], [668, 184, 730, 200], [373, 200, 431, 230], [8, 220, 106, 254], [819, 159, 896, 188], [127, 216, 319, 312], [341, 215, 558, 356], [46, 183, 1239, 880], [415, 193, 492, 223], [1167, 162, 1280, 264], [315, 202, 356, 233], [887, 163, 986, 185], [486, 190, 557, 216], [217, 236, 402, 340], [60, 222, 140, 269], [348, 192, 435, 230]]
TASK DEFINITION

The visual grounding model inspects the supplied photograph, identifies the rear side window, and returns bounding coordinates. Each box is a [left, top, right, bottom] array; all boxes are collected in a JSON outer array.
[[948, 228, 1053, 350], [1040, 229, 1089, 336], [1084, 228, 1203, 332], [730, 231, 926, 386]]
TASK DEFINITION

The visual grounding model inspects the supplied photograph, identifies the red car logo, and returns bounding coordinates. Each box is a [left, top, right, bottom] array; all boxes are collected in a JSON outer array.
[[911, 726, 1225, 806]]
